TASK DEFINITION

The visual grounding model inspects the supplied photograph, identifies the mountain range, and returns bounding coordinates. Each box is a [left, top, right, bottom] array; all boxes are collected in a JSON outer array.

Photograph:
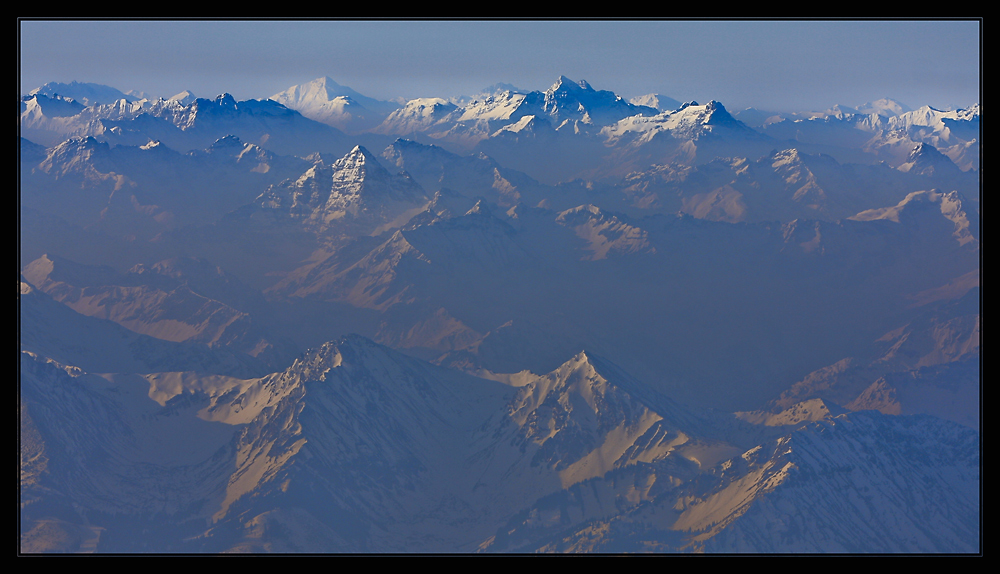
[[19, 75, 980, 554]]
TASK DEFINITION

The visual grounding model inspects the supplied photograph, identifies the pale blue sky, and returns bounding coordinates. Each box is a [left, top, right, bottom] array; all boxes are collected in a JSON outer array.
[[19, 20, 981, 112]]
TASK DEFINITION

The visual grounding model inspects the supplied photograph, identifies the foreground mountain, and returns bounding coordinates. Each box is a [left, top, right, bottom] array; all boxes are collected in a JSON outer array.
[[20, 334, 978, 553], [484, 409, 978, 553]]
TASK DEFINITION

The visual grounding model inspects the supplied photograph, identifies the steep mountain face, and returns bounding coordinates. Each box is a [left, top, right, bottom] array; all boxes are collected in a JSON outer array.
[[696, 412, 979, 552], [255, 145, 430, 237], [897, 142, 965, 178], [20, 94, 88, 144], [198, 336, 523, 552], [486, 410, 978, 553], [541, 76, 659, 126], [555, 205, 655, 260], [21, 334, 977, 553], [17, 335, 703, 552]]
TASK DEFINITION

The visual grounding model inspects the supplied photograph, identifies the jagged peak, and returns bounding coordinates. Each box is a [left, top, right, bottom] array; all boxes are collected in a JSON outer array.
[[548, 349, 612, 384], [527, 349, 671, 419], [325, 332, 382, 353], [898, 143, 959, 176], [548, 75, 594, 94], [296, 333, 380, 365], [702, 100, 737, 121], [464, 198, 493, 217], [335, 145, 382, 169], [44, 136, 109, 161], [53, 135, 103, 148], [210, 134, 245, 148], [213, 93, 237, 106], [735, 397, 848, 427], [771, 148, 805, 166], [907, 142, 950, 162], [389, 137, 422, 148], [347, 143, 370, 156], [555, 204, 607, 226]]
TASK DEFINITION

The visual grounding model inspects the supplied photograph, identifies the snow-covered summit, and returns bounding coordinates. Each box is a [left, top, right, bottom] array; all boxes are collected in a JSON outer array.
[[541, 75, 659, 125], [601, 100, 753, 145], [167, 90, 197, 106], [372, 76, 658, 147], [28, 81, 137, 107], [270, 77, 400, 132], [374, 98, 461, 135], [856, 97, 911, 117], [896, 142, 963, 177], [629, 93, 684, 113]]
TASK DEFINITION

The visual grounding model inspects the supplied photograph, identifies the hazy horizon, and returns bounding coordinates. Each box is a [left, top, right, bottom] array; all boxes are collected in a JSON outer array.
[[19, 20, 981, 113]]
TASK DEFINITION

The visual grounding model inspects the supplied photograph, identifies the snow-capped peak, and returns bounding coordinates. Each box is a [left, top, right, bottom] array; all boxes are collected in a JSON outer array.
[[167, 90, 197, 106], [856, 97, 911, 117], [213, 93, 237, 107]]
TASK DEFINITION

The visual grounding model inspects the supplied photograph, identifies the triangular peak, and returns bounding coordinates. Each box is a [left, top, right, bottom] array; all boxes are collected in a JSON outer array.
[[549, 75, 593, 93], [464, 198, 494, 217], [548, 349, 602, 381], [336, 144, 382, 167]]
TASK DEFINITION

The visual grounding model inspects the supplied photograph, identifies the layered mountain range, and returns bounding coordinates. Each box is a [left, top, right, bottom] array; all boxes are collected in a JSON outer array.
[[19, 76, 979, 553]]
